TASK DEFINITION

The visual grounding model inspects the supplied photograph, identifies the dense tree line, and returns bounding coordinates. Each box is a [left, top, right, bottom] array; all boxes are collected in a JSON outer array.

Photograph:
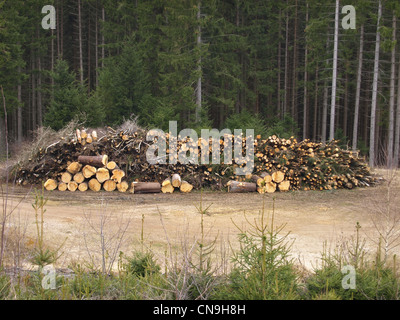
[[0, 0, 400, 167]]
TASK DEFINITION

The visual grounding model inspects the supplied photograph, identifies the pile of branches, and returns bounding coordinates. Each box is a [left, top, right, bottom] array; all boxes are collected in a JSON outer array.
[[12, 122, 378, 192]]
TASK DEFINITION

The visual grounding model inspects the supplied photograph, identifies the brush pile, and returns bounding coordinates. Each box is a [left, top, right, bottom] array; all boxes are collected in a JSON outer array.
[[12, 122, 378, 193]]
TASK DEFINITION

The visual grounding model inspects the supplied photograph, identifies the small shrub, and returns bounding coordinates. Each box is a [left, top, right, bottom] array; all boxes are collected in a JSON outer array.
[[125, 251, 160, 278], [212, 198, 300, 300]]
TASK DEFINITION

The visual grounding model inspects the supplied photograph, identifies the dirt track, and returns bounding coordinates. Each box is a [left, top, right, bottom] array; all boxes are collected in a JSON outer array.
[[2, 169, 399, 271]]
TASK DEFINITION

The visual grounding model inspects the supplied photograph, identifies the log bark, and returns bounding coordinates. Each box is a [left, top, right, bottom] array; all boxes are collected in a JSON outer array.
[[227, 181, 257, 193], [131, 182, 161, 194], [78, 155, 108, 167]]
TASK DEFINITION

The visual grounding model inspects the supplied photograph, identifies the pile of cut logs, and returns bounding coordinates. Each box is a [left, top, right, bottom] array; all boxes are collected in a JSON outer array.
[[15, 126, 378, 194], [43, 155, 131, 193]]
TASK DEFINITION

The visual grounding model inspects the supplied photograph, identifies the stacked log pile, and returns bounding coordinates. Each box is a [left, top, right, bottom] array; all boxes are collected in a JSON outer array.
[[14, 125, 378, 194], [43, 155, 130, 193]]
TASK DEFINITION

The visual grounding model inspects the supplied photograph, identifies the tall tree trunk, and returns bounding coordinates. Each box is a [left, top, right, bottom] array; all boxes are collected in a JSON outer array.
[[17, 66, 23, 144], [87, 4, 91, 93], [31, 54, 37, 130], [283, 2, 289, 117], [37, 55, 42, 127], [313, 65, 319, 141], [101, 6, 105, 68], [387, 15, 396, 168], [329, 0, 340, 141], [78, 0, 84, 85], [277, 8, 282, 117], [303, 2, 308, 140], [321, 36, 330, 144], [394, 45, 400, 167], [95, 2, 99, 87], [343, 67, 348, 138], [0, 116, 5, 159], [291, 0, 298, 123], [352, 24, 364, 151], [369, 0, 382, 168], [195, 1, 202, 123]]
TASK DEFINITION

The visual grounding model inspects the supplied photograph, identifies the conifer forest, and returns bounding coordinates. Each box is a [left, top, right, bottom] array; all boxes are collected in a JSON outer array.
[[1, 0, 400, 167]]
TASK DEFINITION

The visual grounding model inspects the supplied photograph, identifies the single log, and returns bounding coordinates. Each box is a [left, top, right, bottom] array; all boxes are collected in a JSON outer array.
[[180, 180, 193, 193], [96, 168, 110, 183], [67, 162, 82, 175], [171, 173, 182, 188], [111, 169, 125, 183], [78, 155, 108, 167], [161, 179, 174, 193], [91, 130, 98, 141], [86, 133, 93, 144], [76, 129, 82, 143], [44, 179, 57, 191], [58, 182, 68, 191], [78, 182, 88, 192], [264, 174, 272, 183], [272, 171, 285, 183], [162, 178, 172, 187], [67, 181, 78, 192], [81, 129, 88, 140], [88, 178, 102, 192], [131, 182, 161, 194], [265, 182, 276, 193], [227, 181, 257, 193], [278, 180, 290, 192], [117, 181, 129, 193], [82, 165, 97, 179], [251, 174, 265, 187], [103, 179, 117, 192], [61, 172, 72, 184], [106, 161, 118, 170], [73, 172, 85, 184]]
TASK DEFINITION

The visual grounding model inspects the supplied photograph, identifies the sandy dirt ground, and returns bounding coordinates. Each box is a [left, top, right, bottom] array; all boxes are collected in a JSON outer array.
[[1, 168, 399, 272]]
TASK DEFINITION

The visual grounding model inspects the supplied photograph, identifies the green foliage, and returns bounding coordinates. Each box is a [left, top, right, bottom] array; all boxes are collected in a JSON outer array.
[[97, 39, 150, 126], [0, 272, 10, 299], [44, 60, 89, 131], [265, 114, 299, 139], [224, 110, 267, 137], [125, 251, 160, 278], [212, 198, 300, 300], [305, 224, 400, 300]]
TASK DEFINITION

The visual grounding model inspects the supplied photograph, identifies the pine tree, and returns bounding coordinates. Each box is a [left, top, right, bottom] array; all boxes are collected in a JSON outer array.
[[44, 59, 88, 130]]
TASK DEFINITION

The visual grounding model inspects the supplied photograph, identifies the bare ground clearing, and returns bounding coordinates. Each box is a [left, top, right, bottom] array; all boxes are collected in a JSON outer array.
[[2, 169, 399, 272]]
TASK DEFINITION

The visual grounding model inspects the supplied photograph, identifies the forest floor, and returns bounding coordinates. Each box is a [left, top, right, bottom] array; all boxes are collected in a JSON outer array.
[[1, 167, 399, 272]]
